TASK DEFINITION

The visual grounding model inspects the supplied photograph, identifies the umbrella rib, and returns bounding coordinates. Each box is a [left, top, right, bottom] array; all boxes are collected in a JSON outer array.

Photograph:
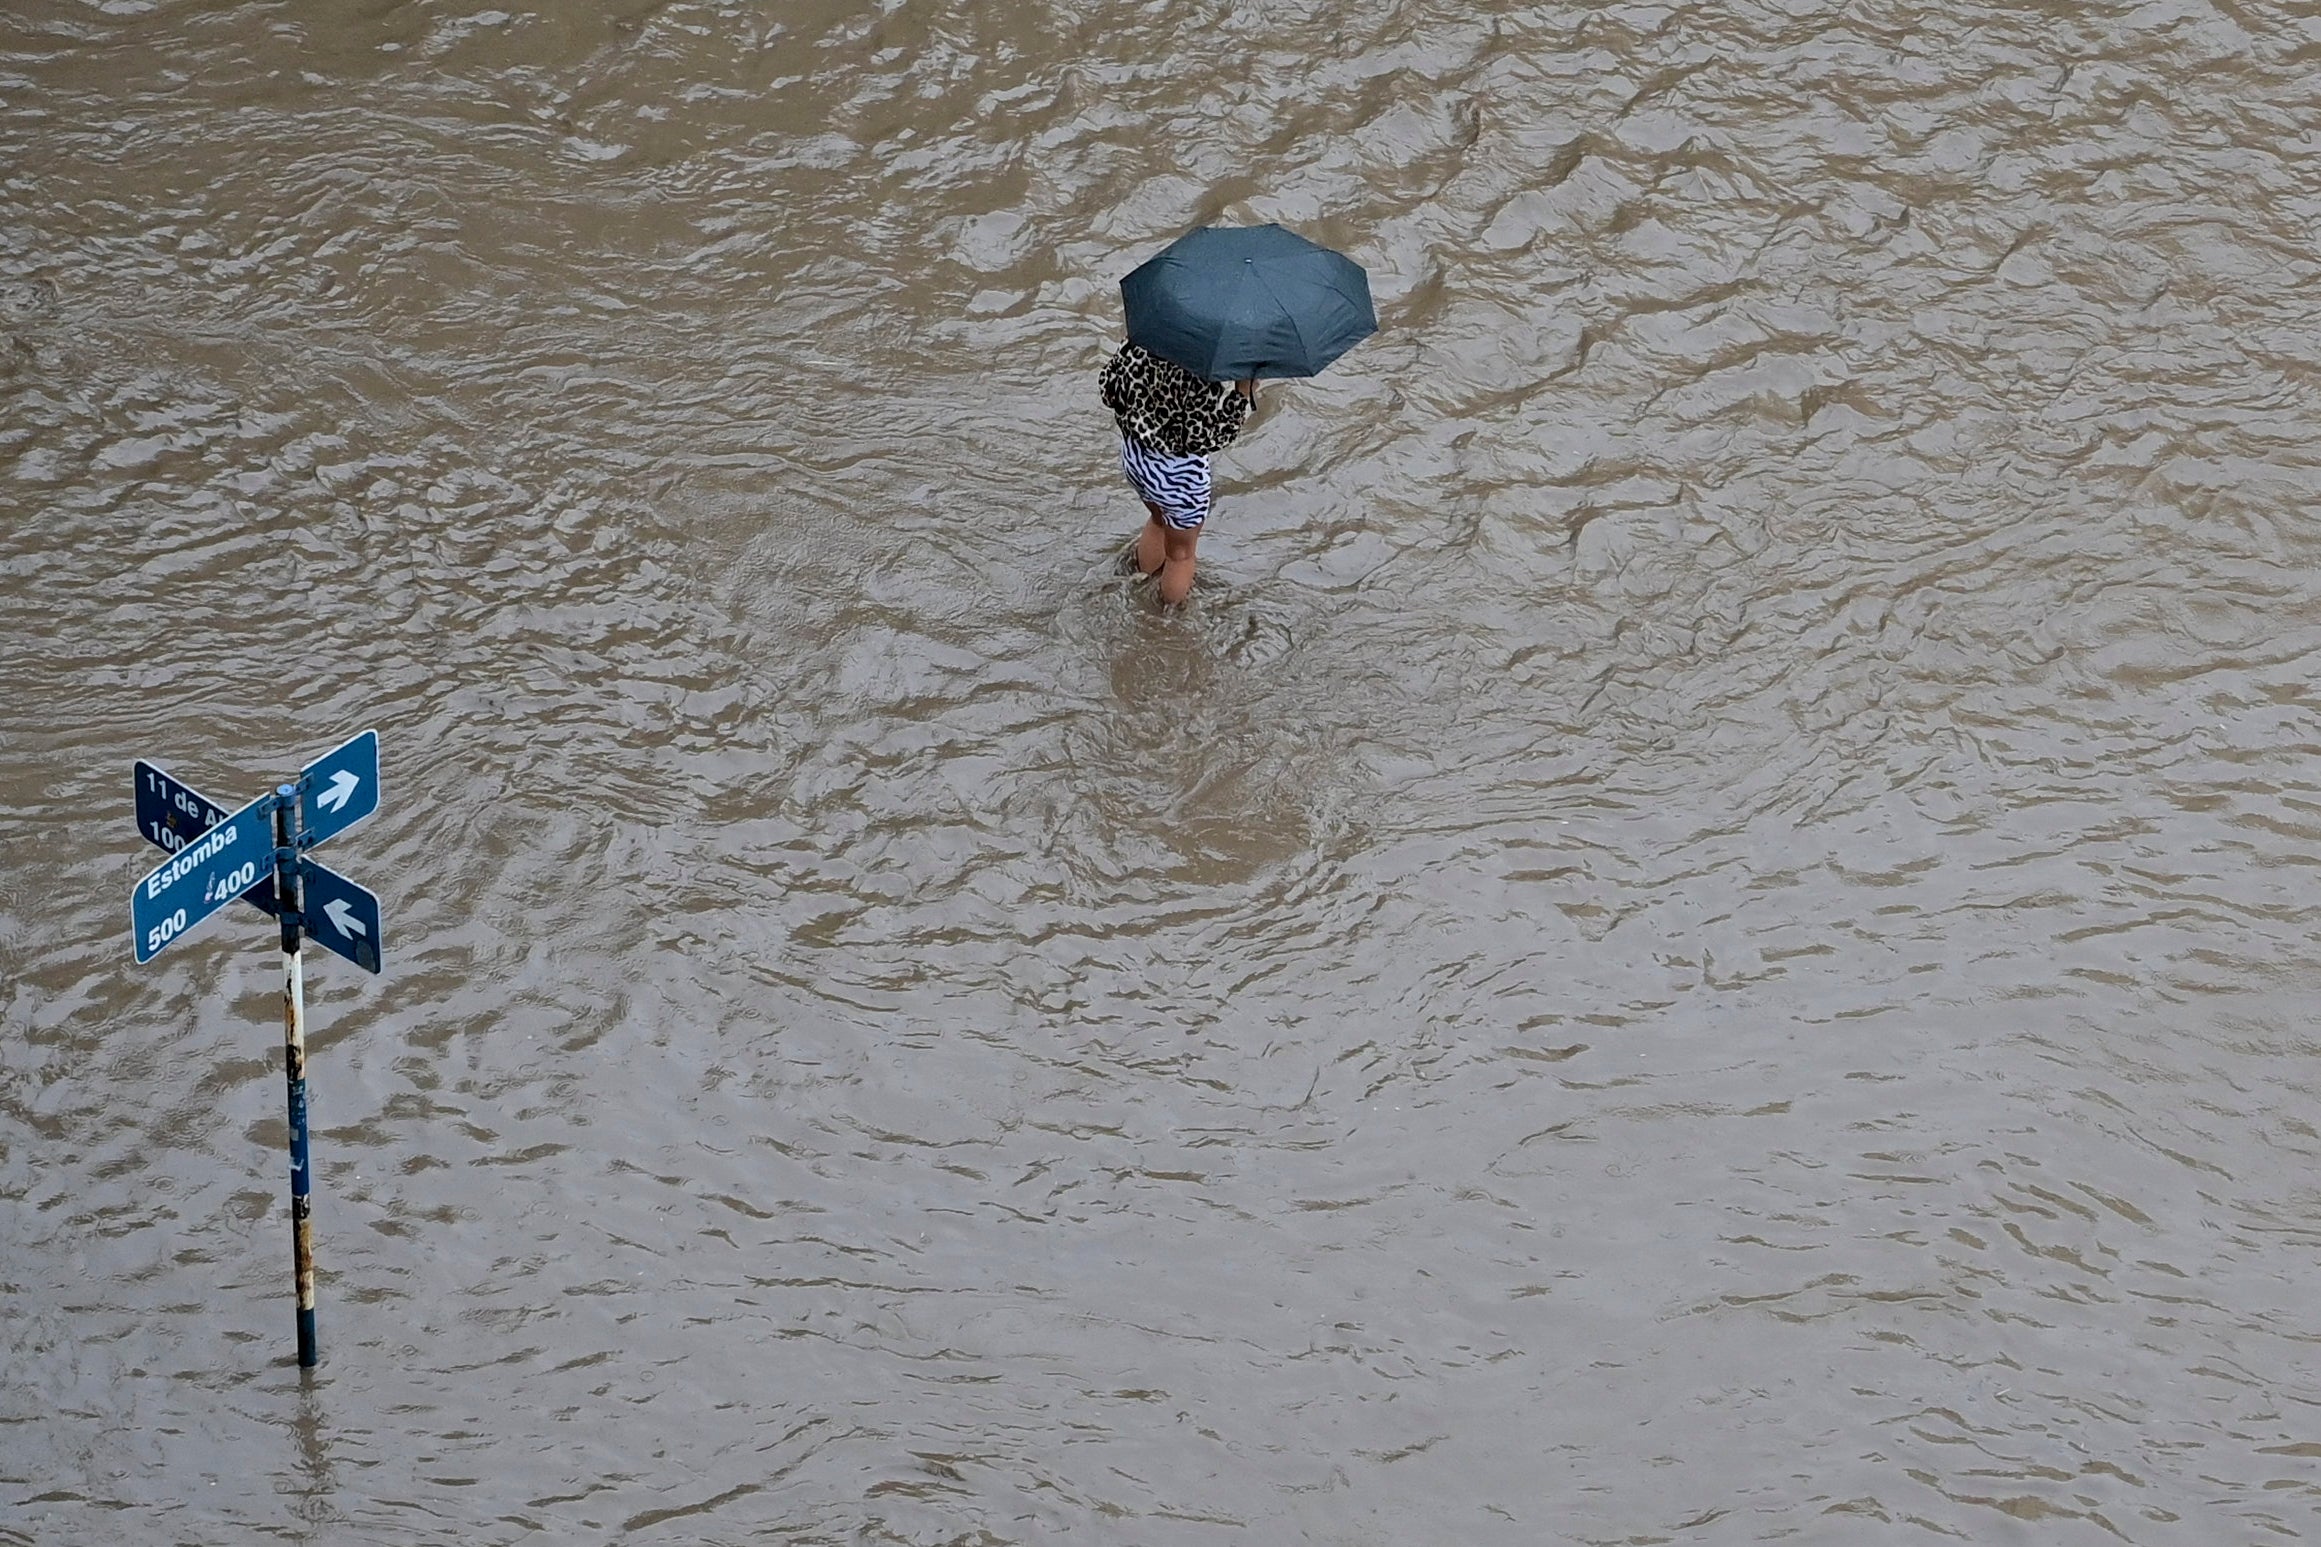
[[1250, 264, 1316, 376], [1214, 259, 1260, 380]]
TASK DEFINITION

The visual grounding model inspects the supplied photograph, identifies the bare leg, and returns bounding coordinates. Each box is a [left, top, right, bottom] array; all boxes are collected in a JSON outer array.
[[1135, 504, 1168, 576], [1157, 522, 1201, 605]]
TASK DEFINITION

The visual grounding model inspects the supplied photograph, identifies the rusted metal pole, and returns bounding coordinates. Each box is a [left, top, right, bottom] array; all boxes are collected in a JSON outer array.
[[273, 783, 317, 1368]]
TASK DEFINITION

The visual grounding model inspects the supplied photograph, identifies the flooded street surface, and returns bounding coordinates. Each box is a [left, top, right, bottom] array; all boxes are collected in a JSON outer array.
[[7, 0, 2321, 1540]]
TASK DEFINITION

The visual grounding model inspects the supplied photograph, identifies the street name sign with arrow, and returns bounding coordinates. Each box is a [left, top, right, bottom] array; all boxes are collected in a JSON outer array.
[[299, 728, 379, 849], [298, 856, 382, 974]]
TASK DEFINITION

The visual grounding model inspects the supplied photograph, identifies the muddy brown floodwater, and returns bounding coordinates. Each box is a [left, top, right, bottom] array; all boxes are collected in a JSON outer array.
[[6, 0, 2321, 1542]]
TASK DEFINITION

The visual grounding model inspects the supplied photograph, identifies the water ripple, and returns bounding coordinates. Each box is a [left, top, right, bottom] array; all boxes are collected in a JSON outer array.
[[7, 0, 2321, 1541]]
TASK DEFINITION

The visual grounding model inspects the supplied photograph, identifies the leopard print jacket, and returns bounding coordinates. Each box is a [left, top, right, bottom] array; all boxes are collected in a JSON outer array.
[[1099, 343, 1251, 458]]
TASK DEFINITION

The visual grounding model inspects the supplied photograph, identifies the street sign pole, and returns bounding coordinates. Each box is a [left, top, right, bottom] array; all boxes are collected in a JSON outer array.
[[129, 729, 383, 1371], [272, 785, 319, 1369]]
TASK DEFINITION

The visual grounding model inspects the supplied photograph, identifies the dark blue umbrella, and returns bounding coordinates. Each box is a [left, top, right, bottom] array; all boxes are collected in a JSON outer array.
[[1120, 224, 1377, 381]]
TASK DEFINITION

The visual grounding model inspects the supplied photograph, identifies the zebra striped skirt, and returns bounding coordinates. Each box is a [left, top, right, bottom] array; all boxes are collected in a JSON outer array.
[[1118, 436, 1212, 530]]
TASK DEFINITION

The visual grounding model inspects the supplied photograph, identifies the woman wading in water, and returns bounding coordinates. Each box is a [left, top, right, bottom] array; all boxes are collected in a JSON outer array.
[[1100, 341, 1257, 605]]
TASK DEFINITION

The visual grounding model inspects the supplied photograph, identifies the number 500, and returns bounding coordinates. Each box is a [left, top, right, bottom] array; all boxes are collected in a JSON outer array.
[[146, 907, 189, 955]]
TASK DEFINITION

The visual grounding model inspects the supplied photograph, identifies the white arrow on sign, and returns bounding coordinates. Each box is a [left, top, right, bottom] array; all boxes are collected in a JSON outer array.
[[323, 898, 368, 937], [316, 770, 360, 814]]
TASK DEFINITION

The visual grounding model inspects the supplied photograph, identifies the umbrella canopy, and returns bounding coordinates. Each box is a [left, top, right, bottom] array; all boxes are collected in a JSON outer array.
[[1120, 224, 1377, 381]]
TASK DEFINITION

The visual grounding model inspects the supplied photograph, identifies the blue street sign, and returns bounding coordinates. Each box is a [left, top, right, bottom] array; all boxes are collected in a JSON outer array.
[[131, 792, 277, 963], [299, 857, 382, 974], [134, 760, 277, 916], [300, 728, 379, 850]]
